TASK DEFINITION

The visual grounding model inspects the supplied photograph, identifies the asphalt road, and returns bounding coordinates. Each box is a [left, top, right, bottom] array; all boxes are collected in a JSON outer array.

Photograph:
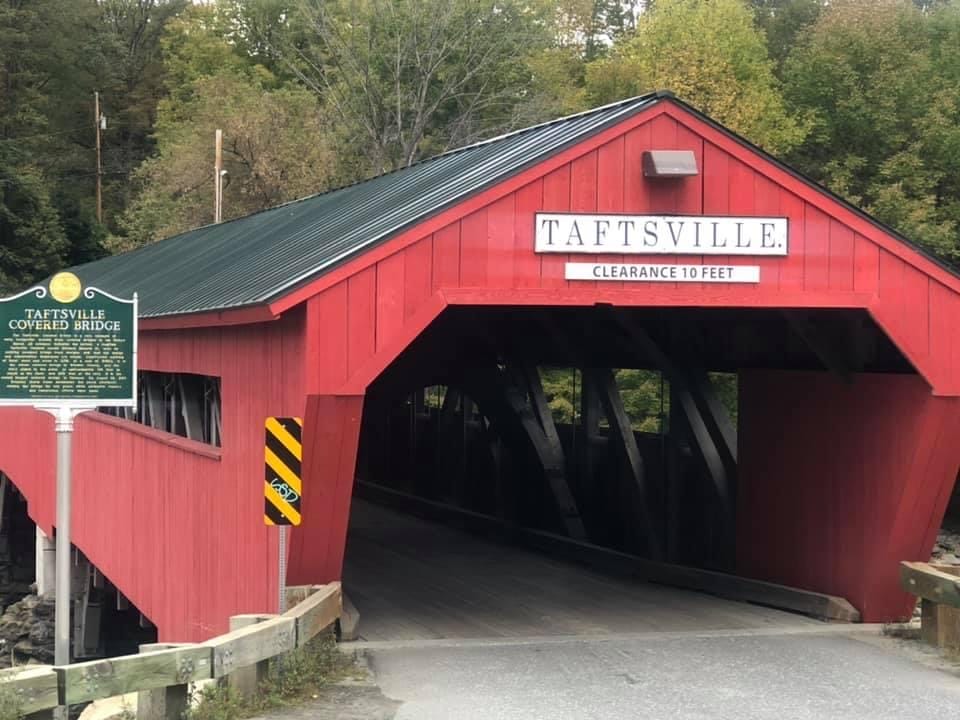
[[354, 628, 960, 720]]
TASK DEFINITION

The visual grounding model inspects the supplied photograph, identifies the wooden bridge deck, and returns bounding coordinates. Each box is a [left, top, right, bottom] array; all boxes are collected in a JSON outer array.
[[342, 501, 824, 642]]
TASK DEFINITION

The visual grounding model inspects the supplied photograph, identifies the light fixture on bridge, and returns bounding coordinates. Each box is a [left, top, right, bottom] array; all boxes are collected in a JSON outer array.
[[642, 150, 699, 178]]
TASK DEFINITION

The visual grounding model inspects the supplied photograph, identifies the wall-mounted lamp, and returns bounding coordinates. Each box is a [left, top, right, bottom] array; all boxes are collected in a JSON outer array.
[[642, 150, 699, 178]]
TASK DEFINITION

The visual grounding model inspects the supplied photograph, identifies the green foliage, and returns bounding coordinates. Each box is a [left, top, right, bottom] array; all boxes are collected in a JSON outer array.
[[709, 372, 738, 425], [540, 368, 580, 426], [116, 4, 336, 250], [0, 161, 68, 293], [585, 0, 807, 153], [0, 0, 74, 292], [186, 634, 355, 720], [117, 75, 335, 249], [539, 368, 669, 433], [265, 0, 553, 177], [751, 0, 823, 68], [187, 684, 249, 720], [93, 0, 190, 225], [0, 0, 190, 289], [615, 369, 668, 433], [783, 0, 960, 259]]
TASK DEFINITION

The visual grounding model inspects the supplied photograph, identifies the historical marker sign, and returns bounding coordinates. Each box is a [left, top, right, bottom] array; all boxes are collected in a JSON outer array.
[[0, 272, 137, 407], [0, 271, 137, 675]]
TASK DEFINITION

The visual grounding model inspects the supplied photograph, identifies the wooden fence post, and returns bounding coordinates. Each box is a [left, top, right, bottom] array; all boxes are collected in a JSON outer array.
[[919, 565, 960, 650], [226, 615, 275, 700], [135, 643, 191, 720]]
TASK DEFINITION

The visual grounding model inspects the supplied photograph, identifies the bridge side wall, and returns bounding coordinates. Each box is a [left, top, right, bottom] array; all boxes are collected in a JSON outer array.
[[0, 308, 307, 641], [738, 370, 960, 620]]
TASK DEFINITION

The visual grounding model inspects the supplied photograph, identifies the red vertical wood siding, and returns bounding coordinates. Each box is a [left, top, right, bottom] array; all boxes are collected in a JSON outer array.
[[0, 309, 306, 642], [738, 370, 960, 620]]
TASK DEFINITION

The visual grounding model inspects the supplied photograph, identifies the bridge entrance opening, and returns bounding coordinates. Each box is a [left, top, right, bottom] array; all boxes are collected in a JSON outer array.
[[340, 305, 912, 641]]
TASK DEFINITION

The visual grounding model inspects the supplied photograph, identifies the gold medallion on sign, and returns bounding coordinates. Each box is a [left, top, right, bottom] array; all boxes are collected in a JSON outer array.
[[49, 272, 82, 304]]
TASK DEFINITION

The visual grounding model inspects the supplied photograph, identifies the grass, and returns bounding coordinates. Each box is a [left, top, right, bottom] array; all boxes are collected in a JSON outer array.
[[0, 633, 354, 720], [186, 632, 357, 720]]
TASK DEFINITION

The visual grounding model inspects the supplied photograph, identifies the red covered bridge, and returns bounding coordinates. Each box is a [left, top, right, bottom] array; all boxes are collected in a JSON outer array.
[[2, 92, 960, 643]]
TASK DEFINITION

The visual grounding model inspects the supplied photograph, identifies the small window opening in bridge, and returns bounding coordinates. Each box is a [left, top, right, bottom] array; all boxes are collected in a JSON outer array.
[[539, 368, 671, 434], [100, 371, 222, 447]]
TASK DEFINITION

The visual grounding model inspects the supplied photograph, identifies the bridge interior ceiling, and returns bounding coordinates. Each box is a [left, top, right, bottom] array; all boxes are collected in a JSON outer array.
[[353, 304, 916, 577], [366, 305, 913, 396]]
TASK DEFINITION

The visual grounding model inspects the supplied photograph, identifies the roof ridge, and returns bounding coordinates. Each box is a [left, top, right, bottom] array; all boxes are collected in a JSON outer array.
[[427, 92, 660, 160]]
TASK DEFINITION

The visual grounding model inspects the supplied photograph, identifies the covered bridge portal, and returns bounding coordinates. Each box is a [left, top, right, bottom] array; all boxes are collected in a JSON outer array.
[[2, 93, 960, 642]]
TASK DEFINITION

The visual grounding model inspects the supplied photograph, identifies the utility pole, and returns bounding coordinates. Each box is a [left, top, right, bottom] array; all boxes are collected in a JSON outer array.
[[214, 129, 223, 223], [94, 92, 103, 224]]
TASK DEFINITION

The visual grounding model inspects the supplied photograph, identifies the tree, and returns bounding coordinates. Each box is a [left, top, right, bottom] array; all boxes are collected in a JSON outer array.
[[539, 367, 668, 433], [93, 0, 190, 226], [584, 0, 807, 154], [0, 162, 68, 293], [750, 0, 823, 69], [265, 0, 551, 177], [0, 0, 73, 291], [783, 0, 960, 259], [0, 0, 189, 276], [118, 5, 335, 249], [535, 0, 645, 61], [521, 0, 649, 122]]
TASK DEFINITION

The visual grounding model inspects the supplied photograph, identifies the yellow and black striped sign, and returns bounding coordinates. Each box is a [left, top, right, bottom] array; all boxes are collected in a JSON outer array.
[[264, 417, 302, 526]]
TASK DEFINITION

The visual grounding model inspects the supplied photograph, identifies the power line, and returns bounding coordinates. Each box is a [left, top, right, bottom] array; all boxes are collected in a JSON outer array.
[[0, 119, 148, 145], [0, 126, 90, 144]]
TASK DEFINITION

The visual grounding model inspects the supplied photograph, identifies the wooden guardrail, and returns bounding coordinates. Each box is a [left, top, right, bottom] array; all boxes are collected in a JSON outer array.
[[900, 562, 960, 650], [0, 582, 341, 718]]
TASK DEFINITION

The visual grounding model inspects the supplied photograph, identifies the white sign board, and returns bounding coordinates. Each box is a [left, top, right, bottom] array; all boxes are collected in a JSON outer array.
[[535, 214, 787, 256], [565, 263, 760, 283]]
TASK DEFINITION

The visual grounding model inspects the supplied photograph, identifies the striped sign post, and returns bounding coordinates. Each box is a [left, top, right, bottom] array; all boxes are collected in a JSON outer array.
[[265, 417, 303, 613]]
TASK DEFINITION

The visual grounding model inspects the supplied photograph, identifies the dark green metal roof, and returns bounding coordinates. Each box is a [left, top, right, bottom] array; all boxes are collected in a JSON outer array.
[[72, 93, 661, 318]]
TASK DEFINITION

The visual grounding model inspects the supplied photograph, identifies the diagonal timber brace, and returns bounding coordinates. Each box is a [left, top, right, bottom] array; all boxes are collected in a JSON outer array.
[[465, 365, 587, 541], [783, 310, 854, 383], [584, 367, 665, 561], [690, 371, 738, 466], [609, 312, 736, 535]]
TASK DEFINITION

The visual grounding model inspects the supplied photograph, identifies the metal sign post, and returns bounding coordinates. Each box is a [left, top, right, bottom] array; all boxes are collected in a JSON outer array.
[[264, 417, 303, 613], [49, 407, 83, 666], [278, 526, 288, 614], [0, 272, 136, 709]]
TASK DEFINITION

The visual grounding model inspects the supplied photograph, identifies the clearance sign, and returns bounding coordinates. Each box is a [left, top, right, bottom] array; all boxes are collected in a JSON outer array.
[[534, 213, 788, 284]]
